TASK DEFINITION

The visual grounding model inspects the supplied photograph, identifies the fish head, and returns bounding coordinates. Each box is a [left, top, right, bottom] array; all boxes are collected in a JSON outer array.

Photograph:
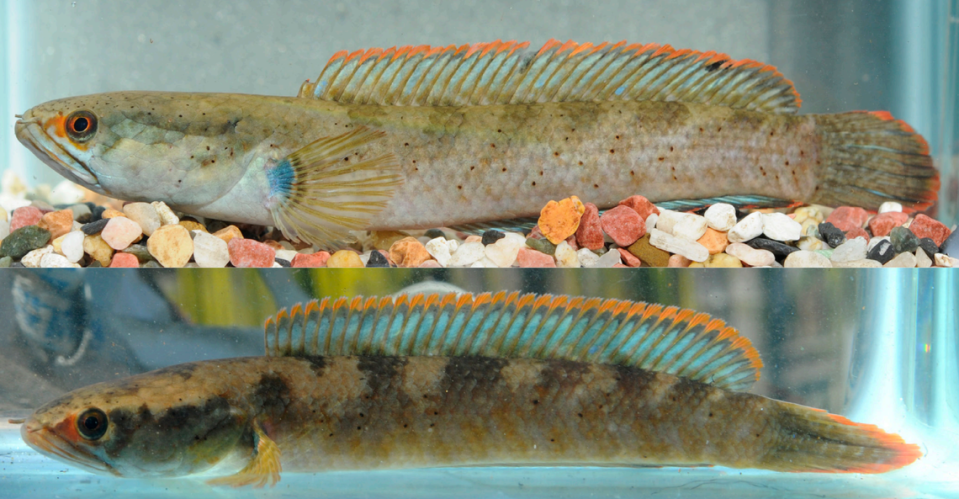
[[21, 365, 248, 478], [15, 92, 253, 207]]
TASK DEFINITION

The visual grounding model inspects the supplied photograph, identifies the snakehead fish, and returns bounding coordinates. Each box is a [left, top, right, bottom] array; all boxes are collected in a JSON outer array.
[[17, 292, 920, 487], [14, 40, 938, 247]]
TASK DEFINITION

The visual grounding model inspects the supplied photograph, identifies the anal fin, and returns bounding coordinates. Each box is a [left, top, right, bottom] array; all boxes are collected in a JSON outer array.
[[207, 424, 282, 488]]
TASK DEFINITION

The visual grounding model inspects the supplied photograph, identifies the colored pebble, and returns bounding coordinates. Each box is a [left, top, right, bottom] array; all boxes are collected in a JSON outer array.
[[917, 238, 938, 259], [884, 252, 917, 268], [830, 237, 868, 263], [649, 228, 708, 263], [824, 206, 869, 232], [909, 214, 951, 247], [389, 237, 433, 268], [866, 239, 895, 264], [122, 202, 161, 236], [599, 205, 645, 246], [703, 203, 737, 232], [371, 230, 410, 250], [934, 253, 954, 267], [704, 253, 742, 268], [617, 248, 640, 267], [878, 201, 903, 213], [656, 210, 707, 241], [367, 250, 391, 268], [37, 209, 74, 239], [941, 230, 959, 257], [484, 233, 525, 267], [0, 219, 8, 241], [890, 226, 919, 254], [784, 250, 833, 268], [868, 212, 908, 237], [915, 249, 932, 268], [745, 237, 798, 260], [425, 237, 453, 267], [424, 229, 445, 239], [727, 212, 763, 243], [525, 237, 556, 256], [292, 251, 331, 268], [109, 252, 140, 268], [618, 195, 660, 220], [576, 248, 600, 267], [592, 249, 622, 268], [22, 246, 54, 268], [83, 234, 114, 266], [1, 225, 51, 259], [326, 250, 363, 268], [124, 244, 155, 263], [0, 256, 11, 267], [797, 236, 823, 251], [101, 208, 125, 219], [538, 196, 586, 244], [817, 222, 846, 248], [448, 241, 485, 267], [761, 213, 801, 242], [574, 203, 604, 250], [481, 230, 505, 245], [69, 203, 92, 222], [696, 228, 728, 255], [192, 231, 231, 268], [148, 224, 194, 268], [227, 238, 276, 268], [627, 234, 670, 268], [81, 218, 110, 235], [418, 259, 442, 268], [101, 216, 144, 250], [10, 206, 43, 232], [152, 201, 179, 226], [844, 227, 870, 241], [61, 230, 85, 263], [516, 247, 556, 267], [554, 241, 580, 268], [275, 249, 298, 264], [668, 254, 691, 267], [725, 242, 775, 267], [833, 259, 882, 268], [179, 220, 208, 233]]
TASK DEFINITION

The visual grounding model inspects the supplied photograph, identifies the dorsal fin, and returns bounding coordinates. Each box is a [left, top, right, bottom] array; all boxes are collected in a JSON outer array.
[[298, 39, 800, 114], [264, 291, 763, 392]]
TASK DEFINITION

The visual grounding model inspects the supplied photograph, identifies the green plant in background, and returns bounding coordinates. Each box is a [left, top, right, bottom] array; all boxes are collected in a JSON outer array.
[[172, 269, 278, 326]]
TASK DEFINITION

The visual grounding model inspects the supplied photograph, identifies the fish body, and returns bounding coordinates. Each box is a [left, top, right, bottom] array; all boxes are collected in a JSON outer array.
[[15, 40, 938, 247], [20, 292, 920, 486]]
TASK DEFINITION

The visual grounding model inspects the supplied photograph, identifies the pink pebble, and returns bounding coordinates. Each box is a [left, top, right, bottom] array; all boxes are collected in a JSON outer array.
[[909, 214, 951, 247], [108, 252, 139, 268], [868, 212, 909, 237], [574, 203, 604, 250], [613, 263, 629, 268], [417, 259, 442, 268], [617, 248, 641, 267], [10, 206, 43, 232], [292, 251, 330, 268], [101, 216, 143, 250], [516, 247, 556, 268], [564, 235, 579, 251], [618, 195, 660, 220], [825, 206, 869, 232], [228, 238, 276, 268], [528, 225, 545, 240], [844, 227, 870, 241], [599, 205, 645, 247], [668, 254, 691, 267]]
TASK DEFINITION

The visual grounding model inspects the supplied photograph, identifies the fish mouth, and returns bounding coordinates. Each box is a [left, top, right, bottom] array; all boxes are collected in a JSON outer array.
[[21, 421, 119, 476], [14, 115, 101, 188]]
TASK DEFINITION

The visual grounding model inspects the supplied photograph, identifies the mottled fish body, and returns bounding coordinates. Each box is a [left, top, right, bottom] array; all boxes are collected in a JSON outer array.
[[20, 292, 920, 487], [15, 40, 938, 247]]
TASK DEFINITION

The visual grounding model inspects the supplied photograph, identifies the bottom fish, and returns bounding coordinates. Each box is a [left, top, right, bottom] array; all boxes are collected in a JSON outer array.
[[18, 292, 920, 487]]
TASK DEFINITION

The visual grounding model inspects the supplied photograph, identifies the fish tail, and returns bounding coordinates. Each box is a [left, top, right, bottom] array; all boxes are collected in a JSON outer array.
[[811, 111, 939, 212], [765, 401, 922, 473]]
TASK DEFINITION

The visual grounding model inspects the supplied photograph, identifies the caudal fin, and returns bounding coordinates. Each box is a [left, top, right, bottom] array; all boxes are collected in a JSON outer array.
[[766, 401, 922, 473], [812, 111, 939, 212]]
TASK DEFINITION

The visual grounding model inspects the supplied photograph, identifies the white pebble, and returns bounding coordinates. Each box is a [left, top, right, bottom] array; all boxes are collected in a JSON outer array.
[[915, 249, 932, 268], [833, 259, 882, 268], [884, 252, 917, 268], [275, 249, 298, 263], [797, 236, 823, 251], [123, 202, 161, 235], [554, 241, 581, 268], [703, 203, 737, 231], [784, 250, 833, 268], [192, 231, 230, 268], [151, 201, 179, 226], [649, 228, 709, 262], [0, 219, 9, 240], [645, 213, 659, 230], [879, 201, 903, 213], [576, 248, 600, 267], [359, 253, 371, 266], [48, 181, 85, 205], [484, 233, 525, 267], [425, 237, 452, 267], [656, 210, 708, 241], [592, 249, 622, 268], [761, 213, 801, 242], [934, 253, 954, 267], [101, 216, 143, 250], [40, 252, 78, 268], [830, 237, 868, 263], [727, 212, 763, 243], [867, 236, 890, 252], [21, 246, 54, 268], [725, 242, 775, 267], [61, 230, 85, 263], [448, 241, 485, 267]]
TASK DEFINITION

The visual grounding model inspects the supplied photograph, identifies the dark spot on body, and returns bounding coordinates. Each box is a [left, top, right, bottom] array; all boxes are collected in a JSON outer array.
[[301, 355, 326, 375], [357, 356, 407, 396], [252, 374, 292, 419]]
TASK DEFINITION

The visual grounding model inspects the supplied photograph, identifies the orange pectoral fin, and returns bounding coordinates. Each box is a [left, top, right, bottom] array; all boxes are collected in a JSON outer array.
[[207, 424, 282, 488]]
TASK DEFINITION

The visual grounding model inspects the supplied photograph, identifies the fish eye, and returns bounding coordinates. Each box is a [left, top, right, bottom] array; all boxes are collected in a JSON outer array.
[[76, 408, 108, 440], [65, 110, 98, 142]]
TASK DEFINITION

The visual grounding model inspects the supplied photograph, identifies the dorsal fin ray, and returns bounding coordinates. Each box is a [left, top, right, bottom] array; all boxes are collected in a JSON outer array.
[[298, 39, 800, 114], [264, 292, 764, 392]]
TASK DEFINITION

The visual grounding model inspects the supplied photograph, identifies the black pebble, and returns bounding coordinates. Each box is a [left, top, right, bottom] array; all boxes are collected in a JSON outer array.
[[866, 239, 895, 264], [366, 251, 390, 267], [91, 205, 106, 222], [889, 226, 919, 254], [74, 211, 92, 224], [274, 258, 291, 267], [818, 222, 846, 248], [482, 230, 506, 245], [918, 238, 939, 259], [745, 237, 798, 260], [941, 230, 958, 257], [81, 218, 110, 235], [424, 229, 446, 239]]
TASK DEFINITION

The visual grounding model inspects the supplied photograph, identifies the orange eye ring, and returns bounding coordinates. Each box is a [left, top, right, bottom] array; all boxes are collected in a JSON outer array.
[[66, 110, 98, 142]]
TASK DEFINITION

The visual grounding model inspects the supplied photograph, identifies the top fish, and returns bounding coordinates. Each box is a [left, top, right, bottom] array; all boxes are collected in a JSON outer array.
[[15, 39, 939, 247]]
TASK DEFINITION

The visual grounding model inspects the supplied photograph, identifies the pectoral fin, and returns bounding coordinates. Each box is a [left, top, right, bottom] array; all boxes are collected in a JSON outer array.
[[207, 424, 282, 488]]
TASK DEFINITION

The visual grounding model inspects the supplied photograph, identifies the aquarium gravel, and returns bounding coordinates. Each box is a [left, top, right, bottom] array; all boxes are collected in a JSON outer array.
[[0, 172, 955, 269]]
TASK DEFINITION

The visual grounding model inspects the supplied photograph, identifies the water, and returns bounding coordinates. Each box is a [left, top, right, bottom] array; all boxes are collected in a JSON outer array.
[[0, 268, 956, 498]]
